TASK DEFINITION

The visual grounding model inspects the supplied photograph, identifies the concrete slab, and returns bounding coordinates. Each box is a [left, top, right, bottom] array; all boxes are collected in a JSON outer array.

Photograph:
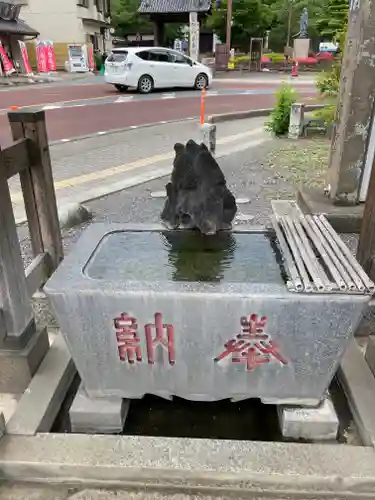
[[69, 384, 129, 434], [278, 396, 339, 441], [6, 333, 76, 435], [338, 339, 375, 447], [0, 328, 50, 393], [298, 187, 363, 233], [1, 433, 375, 495]]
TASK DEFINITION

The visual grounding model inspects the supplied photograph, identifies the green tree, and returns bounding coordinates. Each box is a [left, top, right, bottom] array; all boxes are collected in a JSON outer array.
[[207, 0, 274, 48], [111, 0, 149, 35], [315, 0, 348, 40], [267, 0, 326, 52]]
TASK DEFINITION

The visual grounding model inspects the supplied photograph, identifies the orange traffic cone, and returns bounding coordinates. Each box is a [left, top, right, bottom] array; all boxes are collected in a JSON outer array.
[[291, 60, 299, 77]]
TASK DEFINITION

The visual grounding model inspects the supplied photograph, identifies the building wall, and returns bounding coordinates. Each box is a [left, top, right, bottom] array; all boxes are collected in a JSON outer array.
[[21, 0, 111, 69], [21, 0, 82, 42]]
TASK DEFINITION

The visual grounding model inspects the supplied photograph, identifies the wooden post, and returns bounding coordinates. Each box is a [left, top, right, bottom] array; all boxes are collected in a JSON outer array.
[[0, 147, 35, 348], [357, 153, 375, 280], [8, 110, 63, 268]]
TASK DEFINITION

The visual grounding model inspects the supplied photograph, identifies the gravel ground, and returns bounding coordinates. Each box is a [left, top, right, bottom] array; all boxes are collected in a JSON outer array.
[[266, 137, 330, 191]]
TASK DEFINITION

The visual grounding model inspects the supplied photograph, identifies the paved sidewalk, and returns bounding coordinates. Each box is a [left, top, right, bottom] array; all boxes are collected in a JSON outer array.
[[9, 116, 270, 224]]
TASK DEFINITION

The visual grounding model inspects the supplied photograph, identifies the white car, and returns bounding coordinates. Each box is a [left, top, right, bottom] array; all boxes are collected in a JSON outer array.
[[104, 46, 213, 94]]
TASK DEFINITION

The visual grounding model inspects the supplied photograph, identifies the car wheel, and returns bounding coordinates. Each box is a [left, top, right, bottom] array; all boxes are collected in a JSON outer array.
[[194, 73, 208, 90], [138, 75, 154, 94], [114, 84, 128, 92]]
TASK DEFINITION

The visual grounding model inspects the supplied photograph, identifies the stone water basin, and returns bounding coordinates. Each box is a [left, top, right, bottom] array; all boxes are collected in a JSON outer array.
[[44, 223, 369, 405]]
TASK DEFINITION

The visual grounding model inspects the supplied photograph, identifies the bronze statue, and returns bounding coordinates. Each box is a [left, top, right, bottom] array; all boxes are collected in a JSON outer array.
[[293, 8, 309, 39]]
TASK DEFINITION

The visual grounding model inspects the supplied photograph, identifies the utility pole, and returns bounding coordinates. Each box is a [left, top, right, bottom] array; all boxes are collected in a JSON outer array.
[[326, 0, 375, 204], [226, 0, 233, 54], [287, 1, 292, 46]]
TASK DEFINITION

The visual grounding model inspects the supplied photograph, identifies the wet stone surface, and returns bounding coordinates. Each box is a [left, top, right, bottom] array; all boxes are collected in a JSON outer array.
[[85, 230, 286, 284]]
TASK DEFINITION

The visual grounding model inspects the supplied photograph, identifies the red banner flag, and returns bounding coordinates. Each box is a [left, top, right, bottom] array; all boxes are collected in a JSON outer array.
[[45, 40, 57, 72], [36, 40, 48, 73], [88, 44, 95, 71], [19, 40, 33, 75], [0, 42, 15, 76]]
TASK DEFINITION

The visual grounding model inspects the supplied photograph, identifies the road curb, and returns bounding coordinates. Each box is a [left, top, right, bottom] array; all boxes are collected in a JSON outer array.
[[208, 103, 326, 124]]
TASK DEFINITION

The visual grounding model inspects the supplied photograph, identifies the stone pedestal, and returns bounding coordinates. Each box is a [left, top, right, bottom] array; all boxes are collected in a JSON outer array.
[[0, 328, 50, 393], [293, 38, 310, 59], [69, 383, 129, 434], [288, 103, 305, 139], [200, 123, 216, 155], [278, 396, 339, 441]]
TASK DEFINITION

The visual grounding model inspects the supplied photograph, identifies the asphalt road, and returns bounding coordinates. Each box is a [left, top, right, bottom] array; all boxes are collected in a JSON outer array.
[[0, 78, 317, 144]]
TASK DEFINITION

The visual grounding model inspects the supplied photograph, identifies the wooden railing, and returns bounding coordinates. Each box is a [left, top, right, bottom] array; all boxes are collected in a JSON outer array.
[[0, 110, 63, 349]]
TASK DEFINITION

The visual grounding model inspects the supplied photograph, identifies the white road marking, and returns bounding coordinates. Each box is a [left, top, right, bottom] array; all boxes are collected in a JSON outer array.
[[207, 90, 218, 95], [161, 93, 176, 99], [43, 104, 61, 110], [98, 131, 106, 135], [115, 96, 134, 103], [236, 197, 251, 204]]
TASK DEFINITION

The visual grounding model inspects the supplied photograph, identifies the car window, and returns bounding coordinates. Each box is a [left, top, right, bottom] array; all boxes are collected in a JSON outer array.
[[106, 51, 128, 63], [169, 52, 189, 64], [148, 50, 171, 63], [137, 51, 150, 61]]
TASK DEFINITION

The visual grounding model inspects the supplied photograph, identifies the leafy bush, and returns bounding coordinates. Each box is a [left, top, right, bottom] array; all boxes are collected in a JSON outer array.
[[265, 84, 297, 136], [233, 55, 250, 67], [316, 64, 341, 96], [313, 102, 337, 126], [263, 52, 285, 63]]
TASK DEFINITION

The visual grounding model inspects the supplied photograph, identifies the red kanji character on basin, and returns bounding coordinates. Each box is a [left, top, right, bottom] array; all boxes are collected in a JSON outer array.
[[255, 339, 288, 366], [232, 345, 271, 372], [238, 313, 268, 339], [114, 313, 142, 364], [214, 313, 288, 372], [145, 312, 175, 365]]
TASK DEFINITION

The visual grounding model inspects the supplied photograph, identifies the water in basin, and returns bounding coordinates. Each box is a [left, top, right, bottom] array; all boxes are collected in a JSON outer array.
[[84, 230, 286, 284]]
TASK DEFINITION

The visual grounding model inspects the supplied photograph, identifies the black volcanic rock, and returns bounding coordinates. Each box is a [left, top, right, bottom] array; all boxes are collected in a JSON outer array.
[[161, 140, 237, 235]]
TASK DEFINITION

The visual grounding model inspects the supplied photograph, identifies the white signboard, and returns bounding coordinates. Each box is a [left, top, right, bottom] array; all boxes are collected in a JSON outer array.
[[174, 38, 182, 52]]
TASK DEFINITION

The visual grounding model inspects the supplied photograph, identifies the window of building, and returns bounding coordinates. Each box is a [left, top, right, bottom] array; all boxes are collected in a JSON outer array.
[[77, 0, 89, 7], [95, 0, 103, 12]]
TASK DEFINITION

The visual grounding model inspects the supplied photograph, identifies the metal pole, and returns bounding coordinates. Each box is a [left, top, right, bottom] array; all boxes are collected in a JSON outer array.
[[226, 0, 233, 55]]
